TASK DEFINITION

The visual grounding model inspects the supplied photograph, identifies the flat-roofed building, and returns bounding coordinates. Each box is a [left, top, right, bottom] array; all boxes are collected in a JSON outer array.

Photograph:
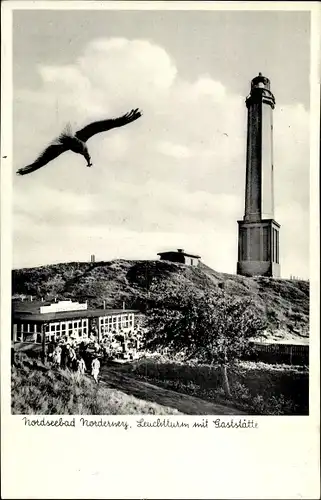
[[157, 248, 201, 267], [12, 299, 138, 344]]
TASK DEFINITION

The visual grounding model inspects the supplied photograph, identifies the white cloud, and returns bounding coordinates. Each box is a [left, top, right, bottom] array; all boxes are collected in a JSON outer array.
[[157, 141, 193, 159], [13, 37, 309, 278], [192, 77, 226, 101], [80, 38, 177, 90]]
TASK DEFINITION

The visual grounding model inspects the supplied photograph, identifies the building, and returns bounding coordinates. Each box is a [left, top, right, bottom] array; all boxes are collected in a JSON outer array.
[[12, 299, 138, 344], [157, 248, 201, 267], [237, 73, 281, 277]]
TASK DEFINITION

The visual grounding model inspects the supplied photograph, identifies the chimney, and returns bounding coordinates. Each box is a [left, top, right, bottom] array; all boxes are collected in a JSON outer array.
[[30, 295, 33, 302], [91, 254, 95, 263], [103, 300, 106, 309], [122, 301, 125, 310], [177, 249, 184, 253]]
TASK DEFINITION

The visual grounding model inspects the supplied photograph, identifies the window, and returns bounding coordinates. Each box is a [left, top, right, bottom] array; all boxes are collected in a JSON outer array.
[[272, 228, 279, 263], [262, 226, 269, 261], [99, 316, 111, 335], [249, 227, 260, 261], [240, 228, 248, 261]]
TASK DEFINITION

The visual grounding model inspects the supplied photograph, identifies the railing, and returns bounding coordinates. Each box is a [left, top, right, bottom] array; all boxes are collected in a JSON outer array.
[[14, 332, 39, 343], [246, 342, 309, 366]]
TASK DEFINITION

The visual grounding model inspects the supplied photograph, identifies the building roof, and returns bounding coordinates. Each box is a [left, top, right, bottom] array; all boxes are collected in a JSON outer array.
[[12, 300, 52, 313], [13, 300, 89, 316], [13, 308, 139, 323], [157, 250, 201, 259]]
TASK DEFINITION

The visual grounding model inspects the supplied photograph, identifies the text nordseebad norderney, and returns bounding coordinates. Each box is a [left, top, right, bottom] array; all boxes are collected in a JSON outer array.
[[22, 417, 258, 430]]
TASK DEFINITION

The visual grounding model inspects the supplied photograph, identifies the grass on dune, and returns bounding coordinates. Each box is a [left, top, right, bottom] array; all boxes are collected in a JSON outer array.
[[11, 355, 181, 415]]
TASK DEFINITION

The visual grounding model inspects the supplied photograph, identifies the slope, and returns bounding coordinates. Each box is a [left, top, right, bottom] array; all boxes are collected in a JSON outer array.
[[12, 259, 309, 341]]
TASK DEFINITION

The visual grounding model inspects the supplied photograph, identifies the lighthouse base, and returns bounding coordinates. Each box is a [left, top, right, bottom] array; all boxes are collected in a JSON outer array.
[[237, 219, 281, 278]]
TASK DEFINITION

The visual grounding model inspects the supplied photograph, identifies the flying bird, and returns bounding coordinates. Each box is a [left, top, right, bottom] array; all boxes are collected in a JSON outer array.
[[16, 108, 142, 176]]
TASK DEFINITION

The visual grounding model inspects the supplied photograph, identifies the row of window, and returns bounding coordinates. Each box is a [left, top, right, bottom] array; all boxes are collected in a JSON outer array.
[[45, 319, 89, 341], [15, 314, 136, 342], [99, 314, 134, 331]]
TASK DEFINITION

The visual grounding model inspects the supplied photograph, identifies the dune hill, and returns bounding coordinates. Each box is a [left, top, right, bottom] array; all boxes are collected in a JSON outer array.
[[12, 260, 309, 342]]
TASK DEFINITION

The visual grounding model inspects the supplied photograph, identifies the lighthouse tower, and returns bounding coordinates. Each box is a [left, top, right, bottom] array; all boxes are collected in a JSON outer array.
[[237, 73, 280, 277]]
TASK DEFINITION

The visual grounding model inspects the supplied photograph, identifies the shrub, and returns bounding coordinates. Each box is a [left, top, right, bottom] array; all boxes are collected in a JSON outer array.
[[120, 358, 308, 415]]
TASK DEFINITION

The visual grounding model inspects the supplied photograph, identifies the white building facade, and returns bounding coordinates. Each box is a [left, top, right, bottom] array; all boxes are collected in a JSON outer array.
[[12, 299, 138, 344]]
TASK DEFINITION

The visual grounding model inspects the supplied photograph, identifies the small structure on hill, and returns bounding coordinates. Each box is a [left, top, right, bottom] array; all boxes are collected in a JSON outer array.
[[157, 248, 201, 267]]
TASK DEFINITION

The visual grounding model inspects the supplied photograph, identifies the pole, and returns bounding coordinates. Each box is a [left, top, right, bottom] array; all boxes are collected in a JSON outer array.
[[42, 323, 47, 363], [11, 344, 15, 366]]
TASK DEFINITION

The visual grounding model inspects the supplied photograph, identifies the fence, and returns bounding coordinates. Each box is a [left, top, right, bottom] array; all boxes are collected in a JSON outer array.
[[289, 275, 309, 282], [245, 342, 309, 366]]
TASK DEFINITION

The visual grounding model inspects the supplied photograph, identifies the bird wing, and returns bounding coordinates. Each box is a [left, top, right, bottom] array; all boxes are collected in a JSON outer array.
[[16, 142, 68, 176], [75, 108, 142, 142]]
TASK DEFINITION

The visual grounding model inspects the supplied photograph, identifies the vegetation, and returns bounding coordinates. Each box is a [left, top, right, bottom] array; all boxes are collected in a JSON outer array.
[[144, 287, 265, 396], [118, 357, 309, 415], [11, 354, 181, 415], [12, 260, 309, 415], [12, 259, 309, 341]]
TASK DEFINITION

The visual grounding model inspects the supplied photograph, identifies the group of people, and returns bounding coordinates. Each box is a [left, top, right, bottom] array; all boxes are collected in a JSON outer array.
[[48, 340, 101, 383], [46, 326, 145, 383]]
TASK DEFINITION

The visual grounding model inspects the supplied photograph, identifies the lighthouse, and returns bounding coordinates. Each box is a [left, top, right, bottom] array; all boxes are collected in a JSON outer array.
[[237, 73, 280, 277]]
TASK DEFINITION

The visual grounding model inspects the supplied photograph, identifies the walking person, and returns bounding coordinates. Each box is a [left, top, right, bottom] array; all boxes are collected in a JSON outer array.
[[53, 345, 62, 368], [91, 357, 100, 384], [61, 344, 67, 369], [76, 356, 86, 382], [69, 346, 77, 370]]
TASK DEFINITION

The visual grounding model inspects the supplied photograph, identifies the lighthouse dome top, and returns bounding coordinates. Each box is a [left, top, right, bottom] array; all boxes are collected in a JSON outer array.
[[251, 73, 271, 90]]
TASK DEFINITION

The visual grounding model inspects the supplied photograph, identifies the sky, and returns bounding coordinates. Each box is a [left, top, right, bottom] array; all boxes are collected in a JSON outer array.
[[12, 9, 311, 278]]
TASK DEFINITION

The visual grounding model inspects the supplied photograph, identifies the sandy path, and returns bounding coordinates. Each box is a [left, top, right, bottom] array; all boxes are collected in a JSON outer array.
[[100, 365, 244, 415]]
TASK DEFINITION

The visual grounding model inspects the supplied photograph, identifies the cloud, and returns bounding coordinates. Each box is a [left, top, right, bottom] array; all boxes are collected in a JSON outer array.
[[157, 141, 193, 159], [13, 38, 309, 278]]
